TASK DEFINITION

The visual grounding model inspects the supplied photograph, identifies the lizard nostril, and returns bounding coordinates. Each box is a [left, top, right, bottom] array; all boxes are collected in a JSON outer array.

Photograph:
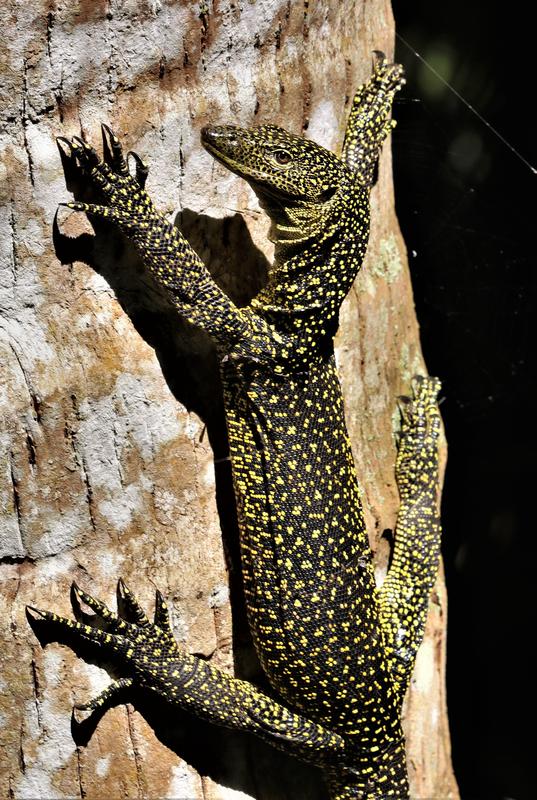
[[200, 125, 217, 144]]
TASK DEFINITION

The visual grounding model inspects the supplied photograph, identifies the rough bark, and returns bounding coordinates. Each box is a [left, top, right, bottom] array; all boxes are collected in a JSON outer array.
[[0, 1, 458, 798]]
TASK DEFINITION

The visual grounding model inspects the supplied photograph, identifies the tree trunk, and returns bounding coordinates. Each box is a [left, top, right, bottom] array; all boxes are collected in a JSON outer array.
[[0, 1, 458, 798]]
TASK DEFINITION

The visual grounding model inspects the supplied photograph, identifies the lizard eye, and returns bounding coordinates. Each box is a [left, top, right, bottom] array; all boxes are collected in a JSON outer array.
[[272, 149, 292, 165]]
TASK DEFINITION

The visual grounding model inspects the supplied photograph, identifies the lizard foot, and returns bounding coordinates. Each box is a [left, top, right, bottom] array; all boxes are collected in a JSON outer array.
[[57, 127, 153, 230], [371, 50, 406, 94], [395, 376, 442, 503], [26, 579, 182, 718], [342, 52, 405, 180]]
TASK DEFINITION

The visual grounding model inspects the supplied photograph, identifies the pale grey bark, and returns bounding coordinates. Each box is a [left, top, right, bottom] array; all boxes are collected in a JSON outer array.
[[0, 1, 458, 798]]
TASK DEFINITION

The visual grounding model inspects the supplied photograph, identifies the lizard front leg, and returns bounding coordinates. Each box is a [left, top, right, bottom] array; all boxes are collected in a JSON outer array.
[[58, 128, 257, 354], [341, 52, 405, 185], [26, 580, 353, 770], [378, 376, 443, 699], [59, 128, 294, 370]]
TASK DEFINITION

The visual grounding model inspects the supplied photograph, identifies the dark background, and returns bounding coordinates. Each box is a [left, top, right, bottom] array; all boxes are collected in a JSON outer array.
[[391, 3, 535, 799]]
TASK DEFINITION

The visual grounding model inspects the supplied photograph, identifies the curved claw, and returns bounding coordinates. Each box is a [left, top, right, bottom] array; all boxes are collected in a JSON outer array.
[[72, 136, 117, 187], [26, 605, 48, 621], [101, 123, 129, 176], [71, 135, 89, 158], [101, 122, 120, 145], [71, 582, 132, 636], [80, 138, 101, 167], [117, 578, 150, 627], [127, 150, 149, 188], [72, 581, 108, 616], [154, 589, 173, 635], [372, 49, 386, 65], [70, 137, 104, 182], [56, 136, 74, 154], [69, 137, 86, 167]]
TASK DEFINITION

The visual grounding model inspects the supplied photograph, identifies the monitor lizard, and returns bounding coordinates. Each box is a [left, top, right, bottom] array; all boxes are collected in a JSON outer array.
[[27, 53, 443, 799]]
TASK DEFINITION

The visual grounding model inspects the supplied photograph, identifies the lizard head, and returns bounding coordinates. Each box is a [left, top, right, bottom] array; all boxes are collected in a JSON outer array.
[[201, 124, 349, 211], [201, 123, 367, 318]]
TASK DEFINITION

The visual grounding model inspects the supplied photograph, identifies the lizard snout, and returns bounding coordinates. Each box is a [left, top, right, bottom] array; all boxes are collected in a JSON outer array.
[[201, 125, 240, 155]]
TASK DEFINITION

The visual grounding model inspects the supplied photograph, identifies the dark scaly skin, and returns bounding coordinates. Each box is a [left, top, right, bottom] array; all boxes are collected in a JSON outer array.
[[378, 378, 442, 703], [27, 55, 444, 798]]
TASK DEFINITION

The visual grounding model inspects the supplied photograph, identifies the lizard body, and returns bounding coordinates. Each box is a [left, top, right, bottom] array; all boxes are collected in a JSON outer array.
[[27, 54, 443, 799]]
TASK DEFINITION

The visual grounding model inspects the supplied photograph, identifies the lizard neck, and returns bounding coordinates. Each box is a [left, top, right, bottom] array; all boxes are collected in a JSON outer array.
[[251, 173, 370, 325]]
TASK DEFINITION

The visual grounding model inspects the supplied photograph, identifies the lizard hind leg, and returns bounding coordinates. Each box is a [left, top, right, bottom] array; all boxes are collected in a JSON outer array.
[[27, 582, 351, 766], [378, 375, 443, 699]]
